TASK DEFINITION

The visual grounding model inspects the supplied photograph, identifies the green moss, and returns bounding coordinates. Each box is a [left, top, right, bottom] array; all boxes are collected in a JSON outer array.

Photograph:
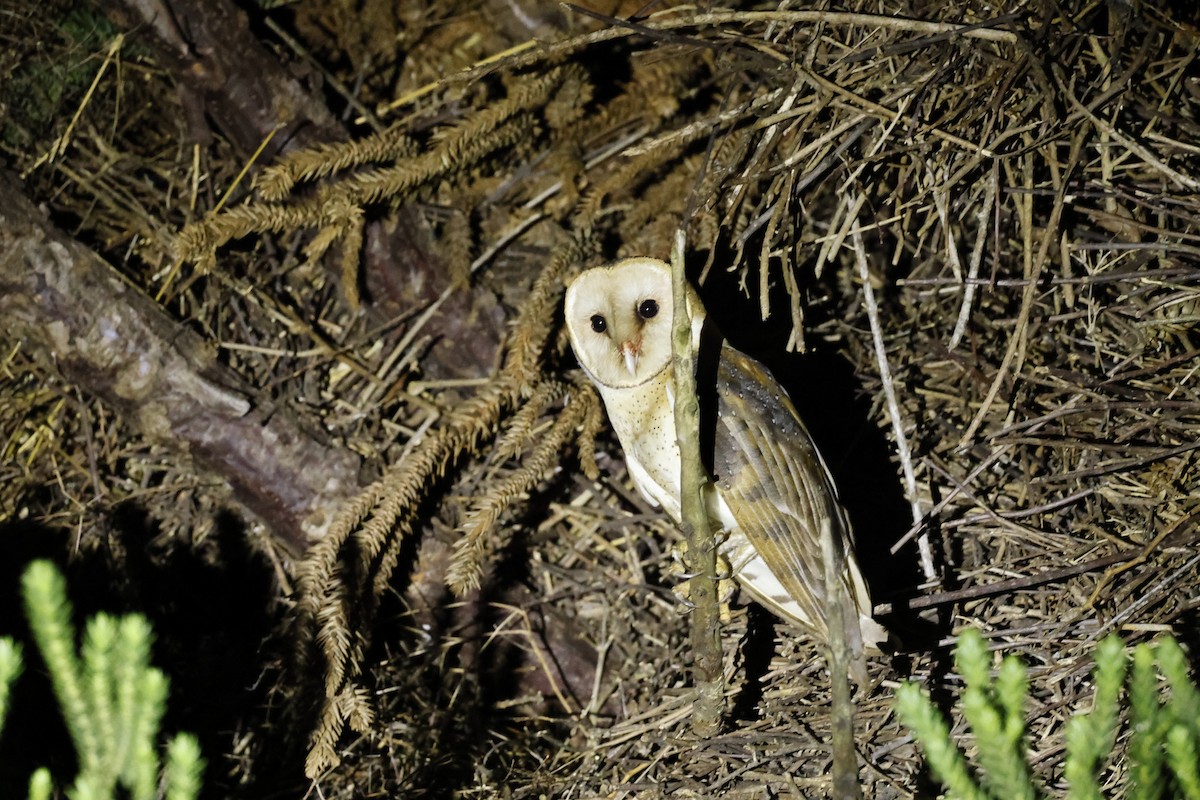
[[0, 2, 122, 148]]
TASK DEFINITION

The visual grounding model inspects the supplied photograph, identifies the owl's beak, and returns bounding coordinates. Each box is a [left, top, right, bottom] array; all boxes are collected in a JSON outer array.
[[620, 340, 640, 376]]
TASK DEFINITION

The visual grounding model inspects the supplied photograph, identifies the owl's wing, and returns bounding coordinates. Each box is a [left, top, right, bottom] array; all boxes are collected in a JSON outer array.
[[710, 344, 880, 656]]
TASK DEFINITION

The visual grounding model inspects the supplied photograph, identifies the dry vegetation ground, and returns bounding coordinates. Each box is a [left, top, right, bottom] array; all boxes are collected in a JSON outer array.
[[1, 0, 1198, 797]]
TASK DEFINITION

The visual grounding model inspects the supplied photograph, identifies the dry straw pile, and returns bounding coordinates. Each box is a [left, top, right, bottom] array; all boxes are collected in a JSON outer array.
[[1, 0, 1197, 796]]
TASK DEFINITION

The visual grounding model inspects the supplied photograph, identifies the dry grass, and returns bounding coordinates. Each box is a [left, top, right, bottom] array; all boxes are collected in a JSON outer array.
[[1, 0, 1198, 796]]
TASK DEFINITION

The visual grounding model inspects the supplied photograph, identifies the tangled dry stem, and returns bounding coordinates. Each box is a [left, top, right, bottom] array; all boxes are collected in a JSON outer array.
[[3, 0, 1199, 796]]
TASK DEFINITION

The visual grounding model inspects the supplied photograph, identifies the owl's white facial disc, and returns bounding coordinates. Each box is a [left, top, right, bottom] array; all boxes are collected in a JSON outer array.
[[565, 258, 677, 390]]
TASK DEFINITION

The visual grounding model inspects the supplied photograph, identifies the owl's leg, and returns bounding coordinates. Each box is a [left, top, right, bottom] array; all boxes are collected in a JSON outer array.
[[669, 538, 736, 623]]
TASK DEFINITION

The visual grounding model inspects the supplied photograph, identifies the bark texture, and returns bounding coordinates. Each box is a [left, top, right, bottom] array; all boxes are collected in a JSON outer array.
[[109, 0, 342, 155], [0, 171, 360, 554], [110, 0, 506, 378]]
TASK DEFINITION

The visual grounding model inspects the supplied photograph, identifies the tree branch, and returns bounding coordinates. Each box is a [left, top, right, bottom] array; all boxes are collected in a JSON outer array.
[[0, 171, 360, 554]]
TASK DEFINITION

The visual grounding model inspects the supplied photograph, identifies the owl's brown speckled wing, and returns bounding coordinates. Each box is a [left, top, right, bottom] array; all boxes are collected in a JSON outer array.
[[711, 344, 873, 653]]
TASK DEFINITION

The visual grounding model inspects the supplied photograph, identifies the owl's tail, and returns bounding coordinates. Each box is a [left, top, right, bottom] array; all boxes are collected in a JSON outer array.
[[858, 614, 890, 654], [842, 554, 889, 686]]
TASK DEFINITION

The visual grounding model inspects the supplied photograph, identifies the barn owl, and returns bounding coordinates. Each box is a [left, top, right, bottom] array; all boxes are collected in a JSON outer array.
[[564, 257, 886, 678]]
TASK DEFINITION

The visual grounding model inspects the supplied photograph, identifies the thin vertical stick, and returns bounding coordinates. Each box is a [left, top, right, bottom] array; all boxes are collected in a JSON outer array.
[[823, 518, 862, 800], [670, 229, 723, 735], [948, 168, 998, 350], [849, 207, 938, 584]]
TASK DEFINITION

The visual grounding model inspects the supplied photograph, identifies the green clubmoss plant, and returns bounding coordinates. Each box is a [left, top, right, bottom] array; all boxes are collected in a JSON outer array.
[[1064, 635, 1126, 800], [896, 628, 1200, 800], [0, 636, 22, 739], [11, 559, 204, 800]]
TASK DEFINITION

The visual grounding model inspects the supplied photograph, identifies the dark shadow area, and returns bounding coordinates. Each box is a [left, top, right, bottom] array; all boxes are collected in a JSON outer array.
[[318, 466, 587, 798], [1171, 605, 1200, 673], [112, 505, 286, 800], [0, 515, 79, 796], [0, 503, 284, 800], [908, 639, 971, 797], [728, 604, 775, 722]]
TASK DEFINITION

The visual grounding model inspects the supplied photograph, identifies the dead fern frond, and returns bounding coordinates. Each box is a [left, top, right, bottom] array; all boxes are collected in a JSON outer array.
[[315, 585, 353, 696], [440, 209, 475, 288], [570, 376, 604, 482], [300, 376, 521, 778], [299, 232, 592, 778], [255, 129, 420, 201], [336, 206, 365, 310], [340, 684, 375, 732], [544, 63, 593, 131], [491, 378, 569, 463], [326, 113, 535, 208], [304, 686, 348, 780], [294, 478, 390, 626], [176, 198, 328, 264], [560, 46, 709, 156], [360, 377, 522, 594], [577, 136, 691, 233], [317, 159, 435, 208], [430, 66, 564, 152], [447, 386, 591, 595], [620, 45, 714, 123], [504, 232, 594, 388], [179, 64, 579, 283]]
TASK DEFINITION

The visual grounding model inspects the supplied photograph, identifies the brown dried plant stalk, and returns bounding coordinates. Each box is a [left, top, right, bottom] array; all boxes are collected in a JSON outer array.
[[297, 234, 595, 778], [446, 382, 602, 595], [176, 66, 575, 277], [669, 231, 723, 735]]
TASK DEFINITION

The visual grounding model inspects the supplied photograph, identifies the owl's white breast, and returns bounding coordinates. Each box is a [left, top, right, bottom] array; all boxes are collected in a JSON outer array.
[[595, 374, 682, 519], [599, 376, 814, 629]]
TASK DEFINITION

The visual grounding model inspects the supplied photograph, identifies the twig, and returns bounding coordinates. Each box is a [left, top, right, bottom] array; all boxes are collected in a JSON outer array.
[[948, 166, 997, 350], [823, 518, 861, 799], [670, 229, 723, 735], [23, 33, 125, 176], [1067, 89, 1200, 193], [958, 133, 1079, 446], [850, 205, 937, 583], [367, 7, 1019, 123], [889, 445, 1008, 555], [1084, 553, 1200, 643], [565, 7, 1020, 45], [874, 518, 1200, 616]]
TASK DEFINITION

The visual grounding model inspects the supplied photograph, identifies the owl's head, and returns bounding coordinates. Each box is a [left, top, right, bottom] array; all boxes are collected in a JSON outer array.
[[564, 257, 705, 389]]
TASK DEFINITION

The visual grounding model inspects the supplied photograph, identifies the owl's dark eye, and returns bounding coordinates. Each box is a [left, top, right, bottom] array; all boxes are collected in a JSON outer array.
[[590, 314, 607, 333], [638, 299, 659, 319]]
